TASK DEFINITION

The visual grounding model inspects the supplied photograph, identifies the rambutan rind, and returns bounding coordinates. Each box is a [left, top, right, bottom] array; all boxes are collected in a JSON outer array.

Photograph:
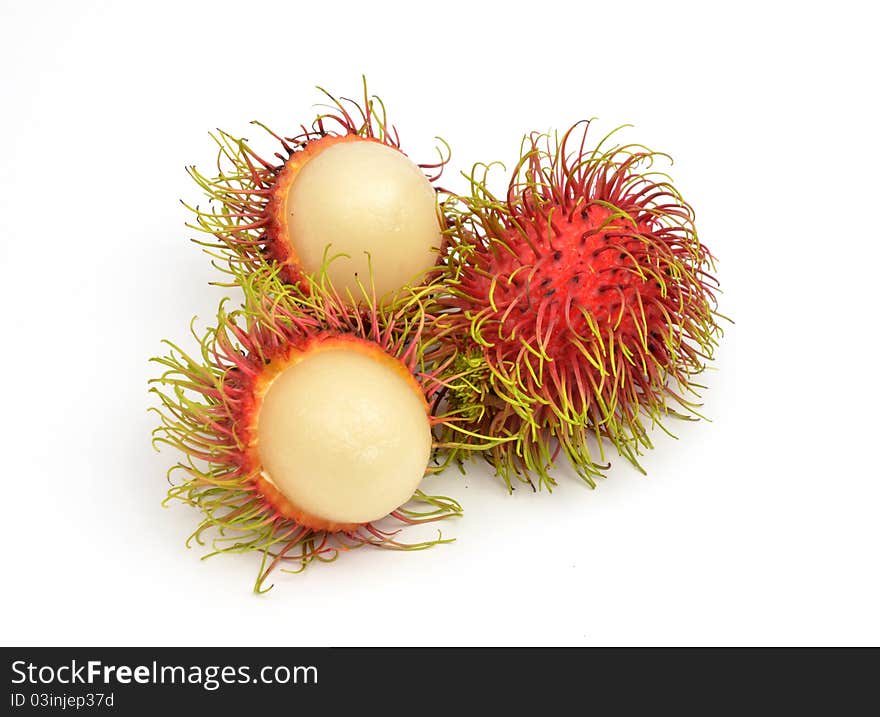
[[434, 122, 724, 491]]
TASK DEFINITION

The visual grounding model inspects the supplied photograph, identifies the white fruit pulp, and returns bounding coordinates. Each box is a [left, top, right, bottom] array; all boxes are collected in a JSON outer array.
[[286, 141, 441, 300], [256, 345, 432, 525]]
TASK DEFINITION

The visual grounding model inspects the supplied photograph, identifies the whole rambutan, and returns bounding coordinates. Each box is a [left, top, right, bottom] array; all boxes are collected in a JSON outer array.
[[185, 80, 449, 302], [150, 265, 483, 592], [435, 122, 723, 490]]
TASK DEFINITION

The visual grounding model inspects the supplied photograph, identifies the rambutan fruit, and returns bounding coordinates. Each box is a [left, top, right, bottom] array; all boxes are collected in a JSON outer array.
[[150, 265, 480, 592], [435, 122, 723, 490], [185, 80, 449, 303]]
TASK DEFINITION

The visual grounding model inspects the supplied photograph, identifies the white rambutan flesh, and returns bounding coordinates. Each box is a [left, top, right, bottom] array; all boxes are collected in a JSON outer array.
[[256, 343, 432, 526], [285, 140, 441, 300]]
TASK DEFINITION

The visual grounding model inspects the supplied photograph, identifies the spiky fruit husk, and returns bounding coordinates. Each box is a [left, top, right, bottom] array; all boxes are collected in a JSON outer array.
[[150, 265, 478, 593], [184, 80, 449, 288], [435, 123, 723, 491]]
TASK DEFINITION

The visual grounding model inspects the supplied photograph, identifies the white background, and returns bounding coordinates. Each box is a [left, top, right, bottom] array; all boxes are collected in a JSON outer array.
[[1, 0, 877, 646]]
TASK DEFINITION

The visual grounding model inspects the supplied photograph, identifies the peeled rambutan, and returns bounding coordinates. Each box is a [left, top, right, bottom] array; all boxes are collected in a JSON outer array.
[[185, 80, 449, 302], [436, 122, 723, 490], [150, 265, 475, 592]]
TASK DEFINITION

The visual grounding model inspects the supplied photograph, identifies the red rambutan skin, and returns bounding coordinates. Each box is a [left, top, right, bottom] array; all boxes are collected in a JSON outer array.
[[439, 124, 720, 483], [468, 203, 672, 367]]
